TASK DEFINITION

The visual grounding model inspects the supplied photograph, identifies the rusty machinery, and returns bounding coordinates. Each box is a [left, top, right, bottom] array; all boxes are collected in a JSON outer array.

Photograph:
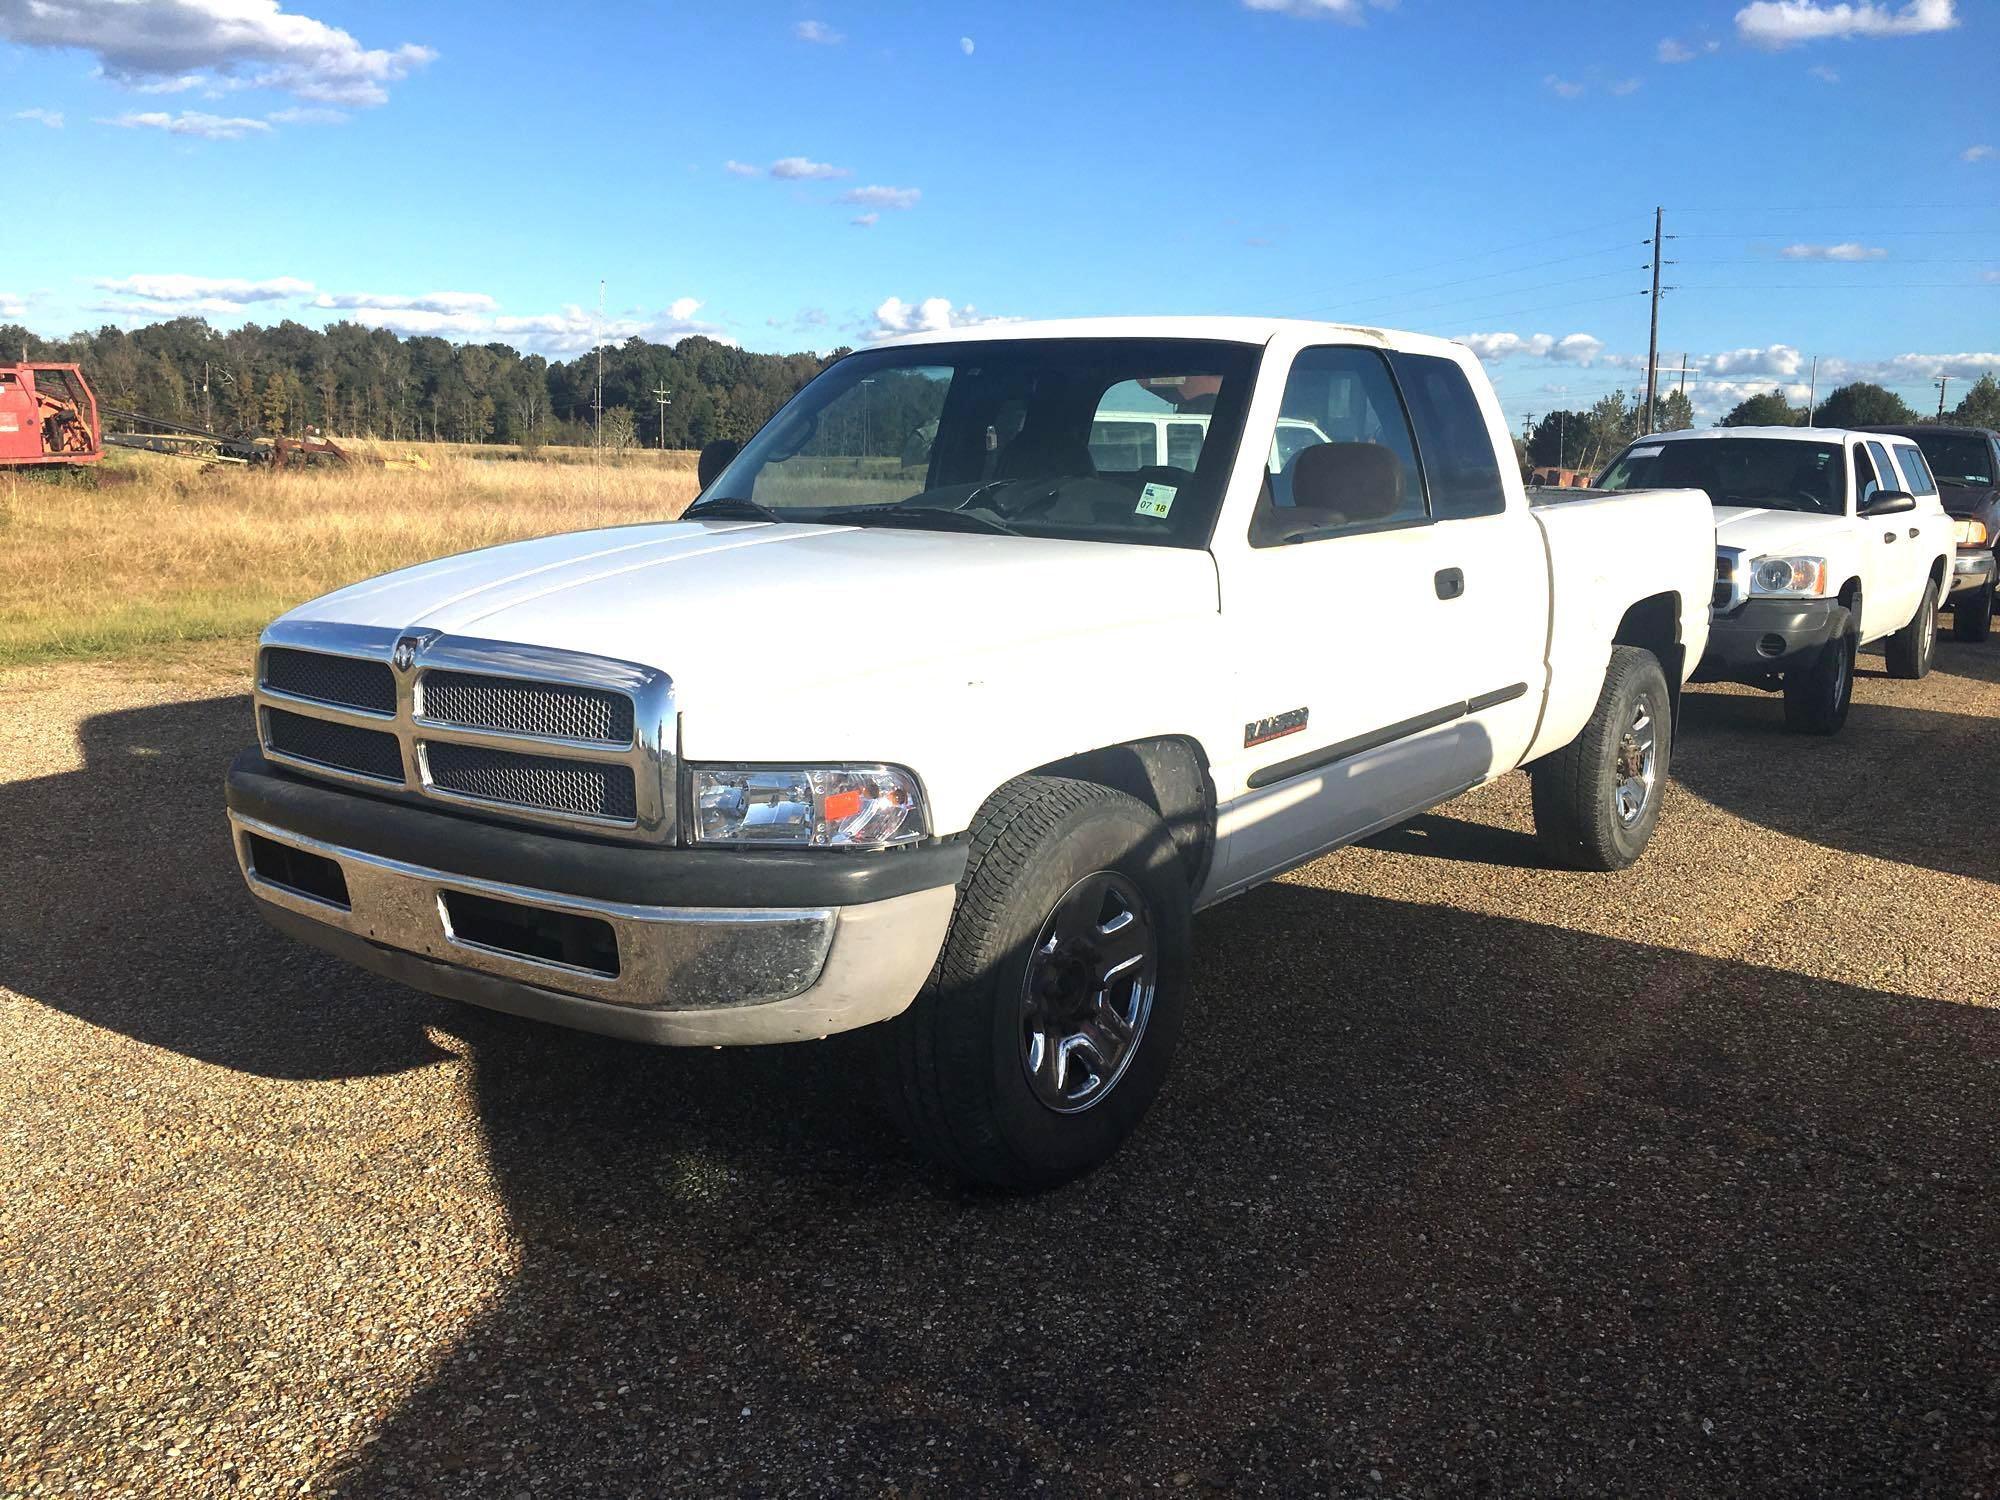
[[0, 363, 101, 469]]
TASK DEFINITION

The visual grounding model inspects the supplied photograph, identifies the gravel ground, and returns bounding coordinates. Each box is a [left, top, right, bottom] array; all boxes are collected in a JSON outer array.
[[2, 639, 1996, 1498]]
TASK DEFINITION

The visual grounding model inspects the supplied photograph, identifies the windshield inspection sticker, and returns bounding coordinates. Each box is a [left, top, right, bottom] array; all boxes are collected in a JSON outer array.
[[1135, 482, 1177, 518]]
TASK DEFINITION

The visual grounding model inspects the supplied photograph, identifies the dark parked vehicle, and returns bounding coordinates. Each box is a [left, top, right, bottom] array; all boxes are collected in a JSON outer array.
[[1862, 425, 1999, 641]]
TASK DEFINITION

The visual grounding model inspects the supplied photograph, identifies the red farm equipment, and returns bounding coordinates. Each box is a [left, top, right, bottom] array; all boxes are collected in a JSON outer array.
[[0, 363, 101, 469]]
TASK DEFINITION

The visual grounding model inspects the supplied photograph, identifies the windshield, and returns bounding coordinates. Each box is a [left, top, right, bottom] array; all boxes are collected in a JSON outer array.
[[1909, 432, 1993, 487], [698, 338, 1259, 547], [1598, 437, 1848, 515]]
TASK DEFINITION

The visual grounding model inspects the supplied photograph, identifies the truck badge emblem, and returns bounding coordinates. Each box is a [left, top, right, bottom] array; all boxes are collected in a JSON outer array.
[[1245, 707, 1309, 748], [392, 637, 419, 672]]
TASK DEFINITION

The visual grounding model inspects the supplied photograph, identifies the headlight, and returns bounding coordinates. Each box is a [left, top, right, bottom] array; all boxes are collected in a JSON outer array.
[[1955, 518, 1991, 547], [1749, 555, 1828, 597], [689, 765, 926, 847]]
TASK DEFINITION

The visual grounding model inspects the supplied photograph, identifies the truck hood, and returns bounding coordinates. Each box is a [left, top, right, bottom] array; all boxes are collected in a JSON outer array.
[[1711, 505, 1844, 557], [276, 519, 1221, 698]]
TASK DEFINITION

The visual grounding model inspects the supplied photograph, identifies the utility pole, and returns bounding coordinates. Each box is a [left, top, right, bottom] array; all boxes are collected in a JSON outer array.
[[1678, 353, 1688, 397], [594, 278, 606, 462], [1558, 409, 1566, 468], [653, 382, 672, 449], [1935, 375, 1951, 418], [1642, 207, 1670, 436], [1806, 356, 1819, 424]]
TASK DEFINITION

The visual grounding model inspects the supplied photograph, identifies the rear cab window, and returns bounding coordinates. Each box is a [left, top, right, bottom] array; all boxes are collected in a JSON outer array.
[[1388, 351, 1506, 520], [1893, 444, 1938, 496]]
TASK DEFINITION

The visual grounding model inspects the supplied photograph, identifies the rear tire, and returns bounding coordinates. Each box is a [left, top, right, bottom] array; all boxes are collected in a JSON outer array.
[[884, 776, 1192, 1190], [1884, 579, 1939, 679], [1782, 607, 1856, 735], [1952, 579, 1994, 643], [1530, 645, 1672, 872]]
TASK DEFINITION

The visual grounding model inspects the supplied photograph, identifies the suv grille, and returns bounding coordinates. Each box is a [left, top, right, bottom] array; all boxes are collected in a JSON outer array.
[[263, 648, 395, 714], [425, 743, 637, 821], [1713, 554, 1735, 612], [420, 670, 634, 744], [265, 707, 404, 782]]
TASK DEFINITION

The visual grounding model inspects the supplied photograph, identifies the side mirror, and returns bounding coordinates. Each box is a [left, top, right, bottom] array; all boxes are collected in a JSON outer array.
[[1860, 489, 1915, 517], [697, 439, 741, 490]]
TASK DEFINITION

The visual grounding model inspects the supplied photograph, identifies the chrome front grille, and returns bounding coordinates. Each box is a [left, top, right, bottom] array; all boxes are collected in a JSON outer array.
[[419, 670, 634, 744], [424, 743, 639, 821], [262, 647, 396, 714], [253, 623, 674, 842], [1713, 546, 1748, 614]]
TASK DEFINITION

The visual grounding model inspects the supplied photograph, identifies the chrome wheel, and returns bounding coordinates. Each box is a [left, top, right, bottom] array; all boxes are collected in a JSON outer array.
[[1612, 702, 1657, 828], [1020, 871, 1157, 1114], [1920, 598, 1936, 664]]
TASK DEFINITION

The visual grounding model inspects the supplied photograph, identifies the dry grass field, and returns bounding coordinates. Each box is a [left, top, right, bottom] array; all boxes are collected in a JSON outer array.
[[0, 444, 700, 666]]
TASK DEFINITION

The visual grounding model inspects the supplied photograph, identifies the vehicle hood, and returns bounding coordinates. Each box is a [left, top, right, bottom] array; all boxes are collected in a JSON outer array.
[[276, 519, 1221, 699], [1936, 481, 2000, 521], [1711, 505, 1845, 556]]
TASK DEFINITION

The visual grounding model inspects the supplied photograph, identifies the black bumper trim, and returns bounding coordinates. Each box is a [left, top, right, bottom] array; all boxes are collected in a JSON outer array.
[[1697, 597, 1845, 678], [226, 748, 967, 908]]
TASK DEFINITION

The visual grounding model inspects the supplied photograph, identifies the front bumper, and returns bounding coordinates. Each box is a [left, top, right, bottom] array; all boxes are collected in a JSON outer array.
[[1949, 547, 1996, 598], [226, 751, 962, 1045], [1695, 595, 1846, 680]]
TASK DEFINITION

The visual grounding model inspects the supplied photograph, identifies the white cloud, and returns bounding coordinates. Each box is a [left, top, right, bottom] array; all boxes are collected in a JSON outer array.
[[1964, 144, 1996, 162], [869, 296, 1015, 341], [1457, 331, 1604, 365], [1735, 0, 1957, 48], [490, 301, 730, 356], [323, 306, 489, 337], [841, 184, 920, 210], [850, 211, 879, 228], [104, 109, 271, 139], [1706, 344, 1807, 377], [1809, 62, 1841, 79], [0, 292, 26, 317], [1607, 77, 1642, 95], [723, 159, 761, 176], [96, 273, 312, 303], [666, 296, 702, 321], [793, 19, 843, 44], [314, 290, 497, 314], [769, 155, 849, 181], [13, 107, 63, 126], [1868, 350, 2000, 382], [0, 0, 435, 106], [267, 105, 346, 124], [960, 35, 975, 54], [1240, 0, 1398, 22], [1780, 241, 1887, 260], [1543, 74, 1585, 98], [1657, 37, 1697, 60]]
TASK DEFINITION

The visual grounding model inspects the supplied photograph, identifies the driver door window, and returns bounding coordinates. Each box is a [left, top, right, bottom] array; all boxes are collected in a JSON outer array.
[[1249, 346, 1427, 546], [1853, 444, 1882, 508]]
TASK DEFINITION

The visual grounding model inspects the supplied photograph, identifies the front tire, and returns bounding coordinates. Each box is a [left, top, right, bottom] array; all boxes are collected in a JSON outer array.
[[1952, 578, 1994, 643], [1530, 645, 1672, 872], [1782, 607, 1856, 735], [1884, 579, 1939, 679], [884, 776, 1192, 1190]]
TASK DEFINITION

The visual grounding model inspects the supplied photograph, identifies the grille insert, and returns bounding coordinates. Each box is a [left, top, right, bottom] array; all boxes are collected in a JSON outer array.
[[244, 833, 351, 908], [1713, 556, 1735, 611], [420, 670, 634, 744], [263, 648, 395, 714], [425, 742, 637, 821], [266, 708, 404, 782], [441, 890, 619, 976]]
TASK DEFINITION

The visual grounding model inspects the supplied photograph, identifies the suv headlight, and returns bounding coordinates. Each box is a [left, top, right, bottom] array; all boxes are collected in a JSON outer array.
[[1749, 555, 1828, 598], [689, 764, 926, 847], [1955, 518, 1991, 547]]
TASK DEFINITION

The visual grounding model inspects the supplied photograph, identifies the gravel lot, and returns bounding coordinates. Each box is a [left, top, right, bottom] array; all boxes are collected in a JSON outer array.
[[3, 639, 1996, 1498]]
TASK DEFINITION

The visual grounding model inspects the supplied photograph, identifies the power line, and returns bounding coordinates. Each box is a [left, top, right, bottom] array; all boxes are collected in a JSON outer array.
[[1296, 216, 1631, 298], [1335, 266, 1643, 321], [1305, 239, 1639, 313]]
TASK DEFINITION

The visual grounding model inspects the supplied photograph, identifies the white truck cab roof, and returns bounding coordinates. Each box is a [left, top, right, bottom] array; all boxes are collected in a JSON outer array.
[[872, 315, 1470, 362]]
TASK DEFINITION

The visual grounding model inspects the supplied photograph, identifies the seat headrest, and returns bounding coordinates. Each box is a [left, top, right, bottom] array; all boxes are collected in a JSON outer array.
[[996, 426, 1095, 483], [1291, 442, 1404, 521]]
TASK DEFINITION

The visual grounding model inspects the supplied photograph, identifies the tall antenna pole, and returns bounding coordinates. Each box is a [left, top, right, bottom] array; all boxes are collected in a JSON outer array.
[[1558, 409, 1566, 467], [1805, 356, 1819, 424], [1678, 353, 1688, 397], [1643, 206, 1665, 436], [1935, 375, 1951, 418], [653, 382, 672, 449], [595, 278, 606, 462]]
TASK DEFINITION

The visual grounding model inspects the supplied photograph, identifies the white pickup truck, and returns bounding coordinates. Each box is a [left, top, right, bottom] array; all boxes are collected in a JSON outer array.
[[1597, 426, 1956, 734], [226, 317, 1714, 1187]]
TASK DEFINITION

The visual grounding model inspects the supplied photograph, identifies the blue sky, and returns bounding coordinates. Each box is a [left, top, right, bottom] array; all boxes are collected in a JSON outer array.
[[2, 0, 1994, 425]]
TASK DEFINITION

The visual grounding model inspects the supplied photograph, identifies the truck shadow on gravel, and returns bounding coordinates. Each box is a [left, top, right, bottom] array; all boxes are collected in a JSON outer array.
[[7, 696, 1999, 1497]]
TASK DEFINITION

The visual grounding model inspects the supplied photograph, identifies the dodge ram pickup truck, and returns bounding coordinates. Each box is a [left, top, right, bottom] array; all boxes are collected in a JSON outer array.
[[1598, 426, 1955, 736], [226, 317, 1714, 1187], [1859, 424, 1999, 643]]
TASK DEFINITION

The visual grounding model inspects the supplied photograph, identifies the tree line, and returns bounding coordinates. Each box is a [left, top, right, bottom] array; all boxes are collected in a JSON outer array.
[[1523, 374, 2000, 475], [0, 316, 847, 451]]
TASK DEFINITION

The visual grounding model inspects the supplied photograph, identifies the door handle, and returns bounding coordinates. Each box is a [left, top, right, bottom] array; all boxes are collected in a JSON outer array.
[[1434, 567, 1465, 600], [1883, 532, 1898, 543], [1908, 527, 1921, 539]]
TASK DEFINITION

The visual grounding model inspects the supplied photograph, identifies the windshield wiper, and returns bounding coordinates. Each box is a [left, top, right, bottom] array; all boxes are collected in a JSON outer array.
[[817, 505, 1021, 537], [684, 495, 782, 523]]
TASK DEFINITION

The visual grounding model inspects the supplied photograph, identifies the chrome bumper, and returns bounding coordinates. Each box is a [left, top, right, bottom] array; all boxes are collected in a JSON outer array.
[[1950, 548, 1996, 595], [231, 813, 955, 1045]]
